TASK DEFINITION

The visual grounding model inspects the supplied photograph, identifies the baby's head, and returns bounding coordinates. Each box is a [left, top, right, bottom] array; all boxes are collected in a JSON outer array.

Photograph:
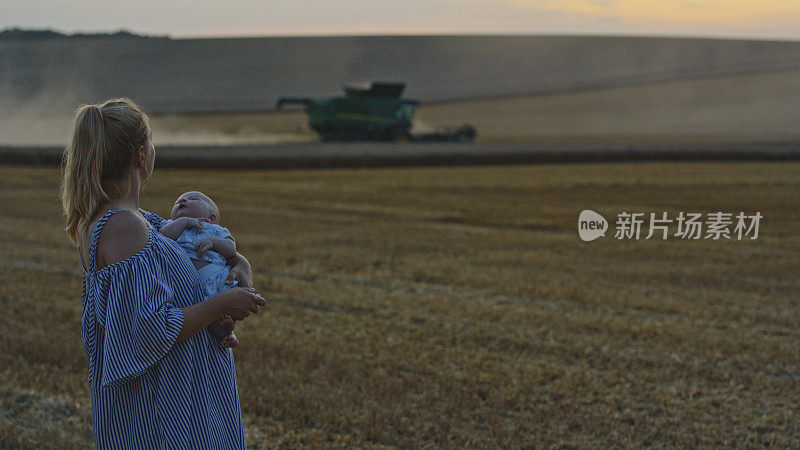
[[170, 191, 220, 224]]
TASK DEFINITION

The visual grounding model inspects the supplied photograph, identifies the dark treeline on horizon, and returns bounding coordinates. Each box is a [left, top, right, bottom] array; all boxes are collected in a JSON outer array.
[[0, 27, 167, 40]]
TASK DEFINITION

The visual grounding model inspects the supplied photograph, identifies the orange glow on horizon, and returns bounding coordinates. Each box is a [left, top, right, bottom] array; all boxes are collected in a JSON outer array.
[[5, 0, 799, 41], [511, 0, 800, 28]]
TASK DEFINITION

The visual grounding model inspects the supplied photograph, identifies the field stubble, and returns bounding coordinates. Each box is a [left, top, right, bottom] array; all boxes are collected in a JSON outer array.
[[1, 161, 799, 448]]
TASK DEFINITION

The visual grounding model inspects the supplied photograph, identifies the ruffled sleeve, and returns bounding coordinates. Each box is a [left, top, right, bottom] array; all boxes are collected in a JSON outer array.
[[96, 246, 184, 388]]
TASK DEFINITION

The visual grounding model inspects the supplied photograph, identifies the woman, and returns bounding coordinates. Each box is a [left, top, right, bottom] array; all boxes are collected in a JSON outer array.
[[61, 98, 265, 448]]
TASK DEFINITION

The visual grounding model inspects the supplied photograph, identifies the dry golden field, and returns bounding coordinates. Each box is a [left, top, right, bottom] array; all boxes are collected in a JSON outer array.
[[1, 161, 799, 448]]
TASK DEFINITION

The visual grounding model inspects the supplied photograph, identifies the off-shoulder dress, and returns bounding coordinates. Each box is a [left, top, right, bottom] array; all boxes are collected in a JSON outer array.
[[81, 209, 246, 449]]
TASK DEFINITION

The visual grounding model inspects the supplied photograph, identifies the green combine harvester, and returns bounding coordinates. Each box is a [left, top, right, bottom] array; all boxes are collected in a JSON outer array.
[[276, 82, 476, 142]]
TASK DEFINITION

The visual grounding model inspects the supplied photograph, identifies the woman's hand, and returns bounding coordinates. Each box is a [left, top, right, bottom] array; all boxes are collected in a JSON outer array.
[[226, 252, 253, 288], [177, 285, 265, 343], [218, 287, 266, 321]]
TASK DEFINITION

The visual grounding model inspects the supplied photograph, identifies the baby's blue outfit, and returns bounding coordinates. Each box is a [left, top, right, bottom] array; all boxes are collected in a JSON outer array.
[[167, 221, 237, 298]]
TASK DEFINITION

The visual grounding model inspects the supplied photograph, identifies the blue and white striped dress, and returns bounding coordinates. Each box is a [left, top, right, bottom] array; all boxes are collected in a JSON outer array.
[[81, 210, 246, 449]]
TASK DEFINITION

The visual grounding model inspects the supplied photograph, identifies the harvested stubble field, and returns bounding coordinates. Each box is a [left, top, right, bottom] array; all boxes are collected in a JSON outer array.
[[1, 161, 799, 448]]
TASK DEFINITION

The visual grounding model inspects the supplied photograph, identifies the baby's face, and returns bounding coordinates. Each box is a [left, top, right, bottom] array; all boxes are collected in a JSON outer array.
[[171, 191, 217, 222]]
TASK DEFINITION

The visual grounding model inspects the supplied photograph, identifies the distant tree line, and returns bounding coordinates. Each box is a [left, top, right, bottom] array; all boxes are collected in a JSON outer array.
[[0, 27, 168, 40]]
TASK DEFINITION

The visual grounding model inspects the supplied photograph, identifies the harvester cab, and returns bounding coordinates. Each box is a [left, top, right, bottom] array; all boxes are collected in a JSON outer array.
[[276, 82, 475, 143], [276, 82, 416, 141]]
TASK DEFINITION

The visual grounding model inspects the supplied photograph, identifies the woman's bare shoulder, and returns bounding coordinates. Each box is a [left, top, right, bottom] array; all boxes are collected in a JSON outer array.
[[95, 210, 151, 269]]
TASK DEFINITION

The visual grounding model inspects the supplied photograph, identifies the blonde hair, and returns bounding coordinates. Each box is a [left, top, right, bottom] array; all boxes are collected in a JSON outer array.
[[60, 98, 151, 245]]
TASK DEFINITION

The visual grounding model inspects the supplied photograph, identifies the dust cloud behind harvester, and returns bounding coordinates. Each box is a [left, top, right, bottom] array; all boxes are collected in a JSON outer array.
[[1, 35, 799, 145], [3, 35, 800, 112]]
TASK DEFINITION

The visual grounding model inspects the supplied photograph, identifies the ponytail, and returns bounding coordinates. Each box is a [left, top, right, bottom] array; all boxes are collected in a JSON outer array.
[[60, 98, 150, 245]]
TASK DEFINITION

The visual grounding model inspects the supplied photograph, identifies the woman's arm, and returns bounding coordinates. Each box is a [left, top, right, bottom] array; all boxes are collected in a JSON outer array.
[[177, 247, 257, 343], [175, 286, 265, 343]]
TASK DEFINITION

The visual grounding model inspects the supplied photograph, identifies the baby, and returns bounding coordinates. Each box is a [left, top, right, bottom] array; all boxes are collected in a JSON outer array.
[[160, 191, 240, 348]]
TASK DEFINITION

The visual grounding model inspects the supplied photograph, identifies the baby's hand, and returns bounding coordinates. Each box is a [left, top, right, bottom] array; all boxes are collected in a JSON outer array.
[[195, 237, 214, 257], [183, 217, 205, 231]]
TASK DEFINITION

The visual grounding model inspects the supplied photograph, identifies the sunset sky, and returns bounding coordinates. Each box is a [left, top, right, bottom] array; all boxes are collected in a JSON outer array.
[[2, 0, 799, 40]]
